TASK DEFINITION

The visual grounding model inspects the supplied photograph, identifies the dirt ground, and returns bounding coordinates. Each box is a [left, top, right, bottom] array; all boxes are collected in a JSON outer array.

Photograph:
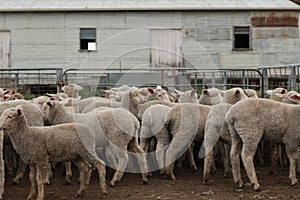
[[3, 162, 300, 200]]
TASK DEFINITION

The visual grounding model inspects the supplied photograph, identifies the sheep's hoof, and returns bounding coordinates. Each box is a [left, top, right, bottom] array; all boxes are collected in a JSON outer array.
[[192, 166, 198, 172], [109, 181, 115, 187], [291, 180, 298, 187], [236, 182, 244, 189], [252, 183, 261, 192], [44, 181, 51, 186], [203, 179, 208, 185], [143, 180, 148, 185]]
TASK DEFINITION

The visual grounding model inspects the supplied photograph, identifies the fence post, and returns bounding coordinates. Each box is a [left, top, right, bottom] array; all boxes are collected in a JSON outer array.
[[262, 68, 268, 98], [56, 68, 64, 93], [289, 66, 296, 91], [223, 71, 227, 90]]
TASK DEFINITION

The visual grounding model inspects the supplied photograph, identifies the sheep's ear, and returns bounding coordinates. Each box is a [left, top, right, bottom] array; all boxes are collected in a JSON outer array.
[[202, 89, 208, 95], [266, 90, 273, 95], [156, 85, 163, 90], [4, 90, 10, 95], [235, 89, 241, 95], [49, 97, 57, 101], [12, 90, 16, 95], [3, 95, 9, 101], [46, 101, 54, 107], [289, 94, 300, 101], [281, 89, 287, 94], [75, 85, 83, 91], [16, 106, 23, 116], [191, 89, 196, 96], [148, 88, 154, 94]]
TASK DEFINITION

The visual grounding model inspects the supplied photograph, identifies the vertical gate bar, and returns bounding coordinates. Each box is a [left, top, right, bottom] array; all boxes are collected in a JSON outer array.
[[290, 66, 296, 91], [262, 68, 269, 98], [223, 71, 227, 90], [212, 72, 215, 88]]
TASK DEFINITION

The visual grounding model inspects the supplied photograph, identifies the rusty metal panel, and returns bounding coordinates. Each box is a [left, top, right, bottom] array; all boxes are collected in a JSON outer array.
[[251, 13, 298, 27]]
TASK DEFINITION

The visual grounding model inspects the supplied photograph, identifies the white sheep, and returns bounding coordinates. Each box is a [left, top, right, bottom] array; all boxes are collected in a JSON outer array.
[[139, 89, 198, 174], [41, 100, 148, 187], [244, 89, 258, 98], [164, 87, 248, 180], [226, 97, 300, 191], [0, 100, 45, 193], [0, 105, 107, 200]]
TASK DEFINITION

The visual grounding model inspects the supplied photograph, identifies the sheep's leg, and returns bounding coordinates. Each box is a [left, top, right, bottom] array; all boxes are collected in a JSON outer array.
[[72, 159, 92, 197], [156, 128, 170, 175], [186, 144, 198, 171], [12, 159, 27, 184], [270, 143, 279, 176], [130, 141, 148, 184], [87, 157, 107, 197], [0, 132, 4, 199], [109, 148, 129, 187], [27, 164, 37, 200], [36, 162, 48, 200], [287, 153, 298, 186], [64, 161, 72, 185], [176, 152, 187, 169], [229, 126, 243, 189], [203, 148, 215, 184], [223, 143, 231, 178], [241, 140, 261, 192]]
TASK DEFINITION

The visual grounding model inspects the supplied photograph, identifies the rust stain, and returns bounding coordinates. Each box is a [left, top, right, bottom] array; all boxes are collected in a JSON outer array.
[[251, 14, 298, 27]]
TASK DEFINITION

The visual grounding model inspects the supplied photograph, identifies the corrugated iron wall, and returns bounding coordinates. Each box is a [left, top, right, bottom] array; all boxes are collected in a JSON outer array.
[[0, 11, 298, 70]]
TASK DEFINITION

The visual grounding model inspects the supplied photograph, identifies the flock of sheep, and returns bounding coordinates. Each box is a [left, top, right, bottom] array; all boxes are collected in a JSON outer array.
[[0, 84, 299, 199]]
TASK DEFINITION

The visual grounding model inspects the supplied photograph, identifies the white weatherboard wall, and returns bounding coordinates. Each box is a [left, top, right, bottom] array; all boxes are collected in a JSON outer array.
[[0, 11, 298, 70]]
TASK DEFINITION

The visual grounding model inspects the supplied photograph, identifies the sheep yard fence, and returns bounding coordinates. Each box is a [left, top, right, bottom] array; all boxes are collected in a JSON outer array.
[[0, 64, 300, 98]]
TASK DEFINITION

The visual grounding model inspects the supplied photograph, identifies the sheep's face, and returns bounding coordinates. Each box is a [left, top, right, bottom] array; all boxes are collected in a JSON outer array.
[[0, 107, 22, 131], [40, 101, 53, 123], [130, 90, 145, 106], [146, 88, 170, 102]]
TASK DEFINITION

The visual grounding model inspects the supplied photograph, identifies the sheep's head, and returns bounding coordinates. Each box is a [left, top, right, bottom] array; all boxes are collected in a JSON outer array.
[[244, 89, 258, 98], [0, 106, 23, 131], [146, 87, 170, 102], [61, 83, 83, 98], [129, 89, 145, 106], [266, 87, 287, 102], [282, 91, 300, 104], [199, 88, 223, 105], [175, 89, 198, 103], [224, 87, 248, 105], [40, 101, 56, 124]]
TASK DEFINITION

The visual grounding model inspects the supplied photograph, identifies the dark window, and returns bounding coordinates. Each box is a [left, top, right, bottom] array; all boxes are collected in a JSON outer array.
[[233, 26, 250, 50], [80, 28, 96, 50]]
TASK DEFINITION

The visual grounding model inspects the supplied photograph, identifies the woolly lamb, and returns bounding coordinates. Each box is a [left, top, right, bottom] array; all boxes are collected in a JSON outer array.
[[81, 101, 121, 113], [0, 106, 107, 199], [139, 89, 198, 174], [164, 88, 247, 180], [77, 96, 114, 113], [0, 100, 44, 192], [226, 97, 300, 191], [41, 100, 148, 187]]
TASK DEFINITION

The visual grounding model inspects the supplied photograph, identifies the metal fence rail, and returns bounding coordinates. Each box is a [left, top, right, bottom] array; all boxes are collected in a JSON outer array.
[[0, 64, 300, 98], [0, 68, 63, 96]]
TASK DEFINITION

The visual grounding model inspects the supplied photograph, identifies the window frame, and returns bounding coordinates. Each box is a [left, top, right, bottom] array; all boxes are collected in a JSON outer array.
[[232, 26, 252, 51], [79, 28, 97, 52]]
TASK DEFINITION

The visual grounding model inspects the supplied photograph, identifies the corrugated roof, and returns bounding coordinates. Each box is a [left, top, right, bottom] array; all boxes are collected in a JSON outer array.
[[0, 0, 299, 12]]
